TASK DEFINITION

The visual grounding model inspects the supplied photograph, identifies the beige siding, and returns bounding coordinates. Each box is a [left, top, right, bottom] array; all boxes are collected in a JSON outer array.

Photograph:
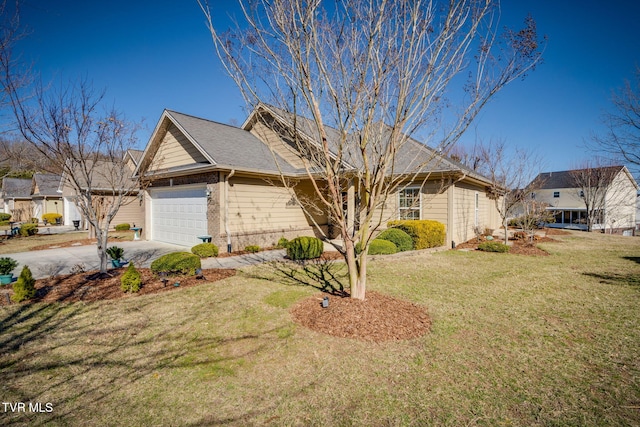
[[111, 196, 145, 231], [227, 176, 326, 235], [149, 123, 208, 170], [451, 181, 499, 244], [605, 171, 637, 229], [43, 199, 62, 216], [249, 121, 306, 169]]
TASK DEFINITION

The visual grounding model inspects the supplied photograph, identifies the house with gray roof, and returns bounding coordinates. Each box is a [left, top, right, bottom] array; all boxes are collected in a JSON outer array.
[[133, 105, 503, 249], [529, 166, 638, 233], [31, 173, 63, 222], [1, 177, 33, 222]]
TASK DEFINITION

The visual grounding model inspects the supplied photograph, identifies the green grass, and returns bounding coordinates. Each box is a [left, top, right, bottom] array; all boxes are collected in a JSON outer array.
[[0, 231, 639, 426]]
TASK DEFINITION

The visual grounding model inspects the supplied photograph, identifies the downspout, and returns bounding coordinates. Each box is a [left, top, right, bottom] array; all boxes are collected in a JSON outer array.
[[225, 169, 235, 253]]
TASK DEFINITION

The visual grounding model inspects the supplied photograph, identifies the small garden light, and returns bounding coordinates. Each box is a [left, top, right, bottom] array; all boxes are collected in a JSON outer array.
[[322, 296, 329, 308]]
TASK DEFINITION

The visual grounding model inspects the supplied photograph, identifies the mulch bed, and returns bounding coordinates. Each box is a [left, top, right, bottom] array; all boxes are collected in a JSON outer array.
[[454, 228, 570, 256], [0, 268, 236, 306], [291, 291, 431, 342]]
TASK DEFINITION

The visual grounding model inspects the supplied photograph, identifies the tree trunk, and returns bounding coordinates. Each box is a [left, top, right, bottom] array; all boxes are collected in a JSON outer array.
[[95, 228, 110, 274], [343, 238, 367, 300]]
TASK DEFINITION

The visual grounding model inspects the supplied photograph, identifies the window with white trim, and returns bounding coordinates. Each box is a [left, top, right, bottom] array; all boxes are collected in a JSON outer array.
[[399, 187, 420, 220]]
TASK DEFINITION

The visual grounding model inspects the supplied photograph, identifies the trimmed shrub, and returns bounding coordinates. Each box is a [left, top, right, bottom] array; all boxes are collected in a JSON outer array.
[[191, 242, 219, 258], [42, 213, 62, 225], [245, 245, 260, 253], [377, 228, 413, 252], [19, 223, 38, 237], [151, 252, 201, 276], [276, 237, 289, 249], [0, 213, 11, 221], [368, 239, 398, 255], [121, 262, 142, 293], [387, 220, 445, 249], [115, 223, 131, 231], [477, 241, 510, 253], [11, 265, 36, 302], [0, 220, 10, 226], [286, 236, 323, 260]]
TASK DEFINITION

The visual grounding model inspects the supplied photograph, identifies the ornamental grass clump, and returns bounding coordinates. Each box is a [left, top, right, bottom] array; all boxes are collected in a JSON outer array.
[[151, 252, 201, 276], [286, 236, 323, 260], [191, 243, 219, 258], [121, 263, 142, 293], [11, 265, 36, 302]]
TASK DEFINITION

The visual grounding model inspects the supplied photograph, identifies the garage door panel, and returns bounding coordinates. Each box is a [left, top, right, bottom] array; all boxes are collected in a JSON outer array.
[[151, 186, 208, 246]]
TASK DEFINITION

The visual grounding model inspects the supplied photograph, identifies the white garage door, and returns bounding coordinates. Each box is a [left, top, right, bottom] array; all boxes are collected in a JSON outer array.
[[151, 186, 208, 246]]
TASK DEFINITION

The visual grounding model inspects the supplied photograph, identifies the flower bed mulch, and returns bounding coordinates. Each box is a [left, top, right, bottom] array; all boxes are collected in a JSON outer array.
[[0, 268, 236, 306]]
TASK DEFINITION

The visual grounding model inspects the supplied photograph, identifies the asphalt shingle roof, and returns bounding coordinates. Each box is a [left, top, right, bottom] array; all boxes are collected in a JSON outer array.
[[1, 177, 32, 198], [532, 166, 625, 189], [33, 173, 62, 196]]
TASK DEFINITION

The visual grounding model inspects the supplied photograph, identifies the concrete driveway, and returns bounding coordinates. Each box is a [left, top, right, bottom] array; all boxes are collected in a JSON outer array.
[[1, 240, 189, 279]]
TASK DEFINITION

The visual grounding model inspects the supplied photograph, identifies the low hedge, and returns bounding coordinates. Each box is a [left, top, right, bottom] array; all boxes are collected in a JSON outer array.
[[42, 213, 62, 224], [150, 252, 201, 276], [287, 236, 323, 260], [387, 220, 445, 249], [191, 243, 219, 258], [0, 213, 11, 222], [377, 228, 413, 251], [114, 223, 131, 231], [477, 241, 510, 253], [368, 239, 398, 255]]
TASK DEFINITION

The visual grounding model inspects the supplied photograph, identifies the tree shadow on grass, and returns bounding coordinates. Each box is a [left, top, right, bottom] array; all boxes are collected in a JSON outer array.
[[582, 272, 640, 289], [0, 297, 301, 426], [622, 256, 640, 265], [247, 256, 349, 297]]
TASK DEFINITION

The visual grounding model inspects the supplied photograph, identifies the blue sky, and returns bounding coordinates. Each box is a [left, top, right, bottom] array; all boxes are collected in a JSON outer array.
[[10, 0, 640, 173]]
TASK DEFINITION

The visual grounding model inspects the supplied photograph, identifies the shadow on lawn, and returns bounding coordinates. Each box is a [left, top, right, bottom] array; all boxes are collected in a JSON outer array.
[[248, 256, 349, 297], [583, 272, 640, 289], [0, 298, 295, 426]]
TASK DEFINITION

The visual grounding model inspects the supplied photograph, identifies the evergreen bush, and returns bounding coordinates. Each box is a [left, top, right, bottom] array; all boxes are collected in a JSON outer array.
[[0, 213, 11, 221], [368, 239, 398, 255], [42, 213, 62, 224], [121, 262, 142, 293], [477, 241, 510, 253], [276, 237, 289, 249], [19, 223, 38, 237], [114, 223, 131, 231], [286, 236, 323, 260], [245, 245, 260, 253], [191, 242, 219, 258], [377, 228, 414, 251], [11, 265, 36, 302], [387, 220, 445, 249], [0, 257, 18, 275], [151, 252, 201, 276]]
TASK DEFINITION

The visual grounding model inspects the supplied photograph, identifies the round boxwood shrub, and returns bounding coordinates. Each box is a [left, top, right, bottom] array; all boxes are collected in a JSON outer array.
[[0, 213, 11, 222], [114, 223, 131, 231], [276, 237, 289, 249], [245, 245, 260, 253], [121, 263, 142, 293], [377, 228, 413, 252], [11, 265, 36, 302], [151, 252, 201, 276], [286, 236, 323, 260], [191, 242, 219, 258], [19, 223, 38, 237], [367, 239, 398, 255], [477, 241, 509, 253], [42, 213, 62, 225]]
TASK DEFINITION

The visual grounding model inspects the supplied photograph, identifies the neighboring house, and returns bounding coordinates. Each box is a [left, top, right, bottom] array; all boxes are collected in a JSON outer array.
[[0, 177, 32, 222], [134, 105, 502, 249], [60, 154, 145, 231], [530, 166, 638, 233], [31, 173, 64, 222]]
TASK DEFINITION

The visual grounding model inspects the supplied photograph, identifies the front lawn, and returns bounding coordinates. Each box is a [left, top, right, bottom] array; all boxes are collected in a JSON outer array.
[[0, 230, 134, 254], [0, 231, 638, 425]]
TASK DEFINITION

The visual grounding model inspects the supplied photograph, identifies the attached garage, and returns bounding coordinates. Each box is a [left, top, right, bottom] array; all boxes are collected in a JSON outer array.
[[150, 185, 208, 246]]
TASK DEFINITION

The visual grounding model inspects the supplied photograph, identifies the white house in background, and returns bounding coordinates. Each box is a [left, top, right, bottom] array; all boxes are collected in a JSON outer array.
[[530, 166, 638, 233]]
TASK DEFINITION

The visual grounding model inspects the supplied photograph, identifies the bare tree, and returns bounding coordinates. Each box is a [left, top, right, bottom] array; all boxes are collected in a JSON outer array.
[[202, 0, 543, 299], [0, 18, 142, 275], [475, 139, 543, 244], [591, 69, 640, 174], [569, 161, 625, 233]]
